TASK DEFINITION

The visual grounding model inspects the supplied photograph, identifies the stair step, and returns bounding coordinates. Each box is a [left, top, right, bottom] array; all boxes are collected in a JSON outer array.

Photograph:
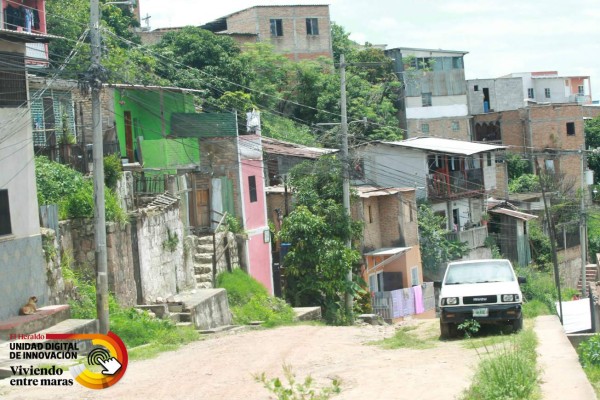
[[197, 236, 213, 245], [197, 244, 214, 253], [178, 312, 192, 323], [176, 322, 193, 328], [194, 253, 213, 263]]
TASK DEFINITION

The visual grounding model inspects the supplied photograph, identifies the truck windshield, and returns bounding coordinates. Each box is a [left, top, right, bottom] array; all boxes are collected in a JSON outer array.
[[444, 261, 515, 284]]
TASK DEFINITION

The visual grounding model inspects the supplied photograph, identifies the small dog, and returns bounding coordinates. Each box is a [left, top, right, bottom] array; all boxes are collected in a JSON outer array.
[[19, 296, 38, 315]]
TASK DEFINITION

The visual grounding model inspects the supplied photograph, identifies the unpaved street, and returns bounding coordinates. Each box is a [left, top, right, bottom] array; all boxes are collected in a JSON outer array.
[[1, 319, 481, 400]]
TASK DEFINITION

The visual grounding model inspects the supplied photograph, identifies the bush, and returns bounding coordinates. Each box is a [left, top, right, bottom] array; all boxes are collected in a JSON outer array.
[[508, 173, 540, 194], [579, 334, 600, 368], [217, 269, 295, 327], [104, 154, 123, 190], [63, 180, 127, 223]]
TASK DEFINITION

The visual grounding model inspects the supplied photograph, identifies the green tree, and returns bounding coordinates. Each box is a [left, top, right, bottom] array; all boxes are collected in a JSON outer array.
[[505, 153, 532, 179], [417, 203, 468, 275], [152, 27, 252, 97], [46, 0, 154, 83], [279, 157, 362, 323], [585, 116, 600, 184]]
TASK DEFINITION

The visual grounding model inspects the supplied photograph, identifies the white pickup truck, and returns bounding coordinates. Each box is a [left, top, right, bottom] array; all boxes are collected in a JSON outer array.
[[439, 259, 525, 338]]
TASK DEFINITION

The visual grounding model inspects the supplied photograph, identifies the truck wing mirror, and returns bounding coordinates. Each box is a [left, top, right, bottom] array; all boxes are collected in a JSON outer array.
[[518, 277, 527, 284]]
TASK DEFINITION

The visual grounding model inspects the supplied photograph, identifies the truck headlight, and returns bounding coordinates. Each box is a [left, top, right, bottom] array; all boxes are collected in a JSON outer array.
[[442, 297, 459, 305], [502, 294, 518, 302]]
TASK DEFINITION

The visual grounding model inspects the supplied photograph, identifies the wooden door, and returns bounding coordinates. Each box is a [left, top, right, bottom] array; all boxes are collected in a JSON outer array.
[[124, 111, 134, 162], [195, 189, 210, 227]]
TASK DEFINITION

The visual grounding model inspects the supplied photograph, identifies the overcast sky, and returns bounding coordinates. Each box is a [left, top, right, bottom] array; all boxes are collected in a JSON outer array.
[[140, 0, 600, 99]]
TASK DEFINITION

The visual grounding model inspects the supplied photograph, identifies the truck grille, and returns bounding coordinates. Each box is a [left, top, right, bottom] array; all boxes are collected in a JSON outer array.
[[463, 295, 497, 305]]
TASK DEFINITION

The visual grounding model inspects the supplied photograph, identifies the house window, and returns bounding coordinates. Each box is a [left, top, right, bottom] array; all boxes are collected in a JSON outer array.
[[545, 159, 555, 173], [487, 152, 492, 167], [474, 85, 479, 91], [578, 85, 585, 95], [451, 121, 459, 131], [368, 205, 373, 223], [421, 123, 429, 133], [0, 189, 12, 236], [410, 266, 419, 286], [0, 52, 27, 107], [248, 176, 257, 203], [421, 92, 432, 107], [306, 18, 319, 35], [527, 88, 534, 99], [544, 88, 551, 98], [270, 19, 283, 36], [566, 122, 575, 136]]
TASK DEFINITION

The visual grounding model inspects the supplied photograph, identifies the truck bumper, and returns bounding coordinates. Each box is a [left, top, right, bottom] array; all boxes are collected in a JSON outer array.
[[440, 304, 522, 324]]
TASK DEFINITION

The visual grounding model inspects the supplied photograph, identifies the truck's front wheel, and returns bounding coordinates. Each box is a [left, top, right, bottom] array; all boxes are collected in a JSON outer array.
[[512, 316, 523, 332], [440, 321, 457, 339]]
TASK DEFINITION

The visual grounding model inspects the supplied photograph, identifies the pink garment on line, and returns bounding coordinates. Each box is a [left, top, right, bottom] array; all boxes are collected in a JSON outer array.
[[413, 285, 424, 314]]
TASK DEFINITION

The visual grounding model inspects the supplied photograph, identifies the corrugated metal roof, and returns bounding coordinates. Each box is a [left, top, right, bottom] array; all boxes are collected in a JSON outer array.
[[261, 137, 338, 159], [489, 207, 538, 221], [385, 46, 468, 55], [106, 83, 206, 95], [382, 137, 506, 156], [0, 28, 60, 43], [171, 113, 238, 138], [355, 185, 414, 198], [364, 247, 411, 256]]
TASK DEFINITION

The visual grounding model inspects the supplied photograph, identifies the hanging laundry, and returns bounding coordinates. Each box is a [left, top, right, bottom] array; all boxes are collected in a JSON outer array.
[[413, 285, 424, 314], [24, 8, 33, 32]]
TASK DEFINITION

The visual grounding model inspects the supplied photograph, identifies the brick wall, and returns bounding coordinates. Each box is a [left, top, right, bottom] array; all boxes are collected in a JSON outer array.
[[226, 6, 332, 60], [408, 116, 470, 140]]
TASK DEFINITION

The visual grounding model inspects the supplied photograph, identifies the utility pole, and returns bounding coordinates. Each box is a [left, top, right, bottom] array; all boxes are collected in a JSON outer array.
[[90, 0, 109, 333], [340, 54, 353, 315], [536, 157, 563, 324], [581, 145, 588, 298]]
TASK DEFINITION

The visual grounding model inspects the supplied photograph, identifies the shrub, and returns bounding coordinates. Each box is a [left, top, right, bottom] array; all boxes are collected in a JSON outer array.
[[579, 334, 600, 368], [104, 154, 123, 190], [508, 173, 540, 194]]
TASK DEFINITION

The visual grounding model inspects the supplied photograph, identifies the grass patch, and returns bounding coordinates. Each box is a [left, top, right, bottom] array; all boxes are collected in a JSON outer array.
[[582, 366, 600, 398], [217, 269, 295, 327], [578, 333, 600, 398], [523, 299, 551, 318], [370, 326, 435, 350], [461, 328, 540, 400]]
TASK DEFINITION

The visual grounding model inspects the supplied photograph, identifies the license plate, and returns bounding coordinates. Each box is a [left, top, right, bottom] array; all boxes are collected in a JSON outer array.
[[473, 308, 489, 317]]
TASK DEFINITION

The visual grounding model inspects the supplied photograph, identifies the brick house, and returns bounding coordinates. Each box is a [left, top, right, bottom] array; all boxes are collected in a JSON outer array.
[[200, 5, 333, 61], [473, 103, 585, 198]]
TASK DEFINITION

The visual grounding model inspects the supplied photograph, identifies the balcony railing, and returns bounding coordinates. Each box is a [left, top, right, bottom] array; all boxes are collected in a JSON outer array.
[[445, 225, 488, 250], [427, 168, 484, 199]]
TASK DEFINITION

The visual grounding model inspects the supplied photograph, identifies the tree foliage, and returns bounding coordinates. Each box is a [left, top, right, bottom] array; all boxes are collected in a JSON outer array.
[[279, 157, 362, 323], [417, 203, 468, 275], [585, 116, 600, 184], [505, 153, 532, 179]]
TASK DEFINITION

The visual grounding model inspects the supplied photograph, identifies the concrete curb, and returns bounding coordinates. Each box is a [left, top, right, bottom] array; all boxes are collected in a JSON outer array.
[[535, 315, 597, 399]]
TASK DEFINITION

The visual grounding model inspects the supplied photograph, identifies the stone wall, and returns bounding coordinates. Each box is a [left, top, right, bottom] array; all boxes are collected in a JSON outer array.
[[41, 228, 66, 306], [135, 204, 193, 303], [59, 219, 137, 306]]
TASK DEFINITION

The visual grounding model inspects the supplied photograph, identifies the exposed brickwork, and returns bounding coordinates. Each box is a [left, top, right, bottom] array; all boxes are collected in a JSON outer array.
[[408, 117, 470, 140], [473, 104, 585, 185], [224, 6, 333, 61]]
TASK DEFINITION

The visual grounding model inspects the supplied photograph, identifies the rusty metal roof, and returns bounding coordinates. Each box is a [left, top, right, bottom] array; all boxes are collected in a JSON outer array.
[[354, 185, 414, 198], [489, 207, 538, 221], [261, 137, 338, 159], [0, 28, 61, 43]]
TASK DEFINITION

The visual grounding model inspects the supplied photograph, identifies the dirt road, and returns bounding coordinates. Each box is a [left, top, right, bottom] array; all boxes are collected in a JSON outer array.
[[1, 319, 481, 400]]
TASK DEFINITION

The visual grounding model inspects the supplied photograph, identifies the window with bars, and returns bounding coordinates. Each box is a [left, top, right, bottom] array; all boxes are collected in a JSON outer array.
[[545, 88, 551, 98], [30, 91, 76, 146], [527, 88, 534, 99], [0, 52, 27, 107], [0, 189, 12, 236], [306, 18, 319, 35], [248, 175, 257, 202], [270, 19, 283, 36], [421, 92, 432, 107]]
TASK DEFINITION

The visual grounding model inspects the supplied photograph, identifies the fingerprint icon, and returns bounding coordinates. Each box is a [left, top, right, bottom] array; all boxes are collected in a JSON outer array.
[[87, 347, 111, 366]]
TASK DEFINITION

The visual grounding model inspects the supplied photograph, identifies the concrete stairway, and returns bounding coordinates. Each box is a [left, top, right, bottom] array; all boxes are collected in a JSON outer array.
[[194, 235, 214, 289], [577, 264, 598, 292]]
